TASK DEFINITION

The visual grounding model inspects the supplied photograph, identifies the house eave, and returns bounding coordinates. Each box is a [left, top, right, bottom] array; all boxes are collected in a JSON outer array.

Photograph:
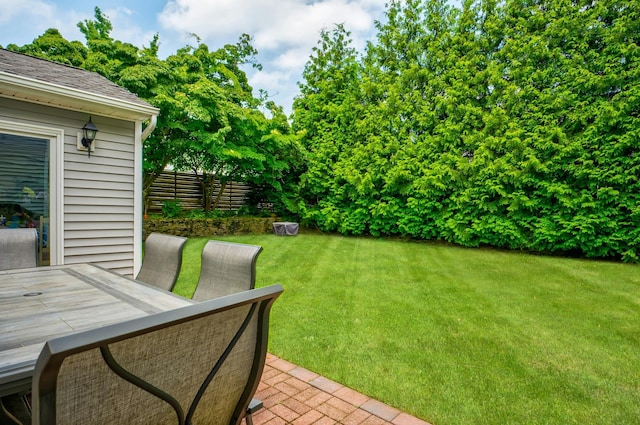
[[0, 72, 159, 122]]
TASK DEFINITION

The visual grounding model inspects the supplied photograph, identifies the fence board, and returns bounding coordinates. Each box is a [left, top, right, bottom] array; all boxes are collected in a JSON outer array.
[[146, 171, 252, 214]]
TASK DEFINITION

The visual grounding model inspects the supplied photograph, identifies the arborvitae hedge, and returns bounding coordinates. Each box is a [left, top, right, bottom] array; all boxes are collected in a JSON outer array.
[[294, 0, 640, 261]]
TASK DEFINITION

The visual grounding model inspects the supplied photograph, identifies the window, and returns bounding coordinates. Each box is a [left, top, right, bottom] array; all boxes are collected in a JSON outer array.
[[0, 130, 55, 265]]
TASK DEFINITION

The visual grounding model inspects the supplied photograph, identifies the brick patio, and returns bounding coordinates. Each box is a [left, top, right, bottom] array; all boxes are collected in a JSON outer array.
[[252, 354, 433, 425]]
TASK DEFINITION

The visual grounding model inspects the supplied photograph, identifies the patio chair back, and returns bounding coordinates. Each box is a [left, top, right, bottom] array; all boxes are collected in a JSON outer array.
[[192, 240, 263, 302], [136, 233, 188, 291], [0, 228, 38, 271], [31, 284, 283, 425]]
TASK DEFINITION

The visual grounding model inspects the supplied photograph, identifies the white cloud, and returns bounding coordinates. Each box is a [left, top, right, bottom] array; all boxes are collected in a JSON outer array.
[[249, 0, 373, 50], [249, 68, 292, 90], [0, 0, 84, 46], [158, 0, 388, 114], [273, 46, 314, 71], [160, 0, 382, 50]]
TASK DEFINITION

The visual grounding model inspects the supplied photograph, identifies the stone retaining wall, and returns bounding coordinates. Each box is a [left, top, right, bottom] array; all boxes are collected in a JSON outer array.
[[143, 217, 278, 239]]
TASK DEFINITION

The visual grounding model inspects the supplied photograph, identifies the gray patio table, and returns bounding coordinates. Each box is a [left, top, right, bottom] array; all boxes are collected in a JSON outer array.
[[0, 263, 193, 397]]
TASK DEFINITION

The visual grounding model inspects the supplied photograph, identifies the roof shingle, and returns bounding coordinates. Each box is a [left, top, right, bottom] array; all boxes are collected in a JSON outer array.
[[0, 48, 151, 108]]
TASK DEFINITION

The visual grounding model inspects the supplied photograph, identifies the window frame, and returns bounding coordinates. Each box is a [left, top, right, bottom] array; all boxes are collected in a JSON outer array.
[[0, 119, 64, 265]]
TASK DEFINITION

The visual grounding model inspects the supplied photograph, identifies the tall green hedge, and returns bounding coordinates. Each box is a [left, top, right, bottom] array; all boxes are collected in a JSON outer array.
[[293, 0, 640, 261]]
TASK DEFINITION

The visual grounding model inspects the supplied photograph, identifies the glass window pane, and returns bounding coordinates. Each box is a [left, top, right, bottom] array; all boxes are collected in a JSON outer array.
[[0, 133, 50, 264]]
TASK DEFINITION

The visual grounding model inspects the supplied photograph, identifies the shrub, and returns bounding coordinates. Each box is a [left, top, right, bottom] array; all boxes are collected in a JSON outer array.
[[162, 200, 183, 218]]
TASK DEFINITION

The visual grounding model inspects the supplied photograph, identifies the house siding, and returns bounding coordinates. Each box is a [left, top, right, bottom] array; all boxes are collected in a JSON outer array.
[[0, 97, 137, 275]]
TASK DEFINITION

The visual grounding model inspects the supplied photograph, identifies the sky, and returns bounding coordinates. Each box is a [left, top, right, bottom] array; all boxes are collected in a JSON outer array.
[[0, 0, 390, 116]]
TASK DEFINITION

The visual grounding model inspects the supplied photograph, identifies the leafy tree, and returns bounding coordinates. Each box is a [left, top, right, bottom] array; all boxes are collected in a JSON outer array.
[[493, 0, 640, 260], [292, 23, 364, 230], [244, 101, 305, 216], [78, 7, 153, 87], [162, 39, 266, 212], [362, 0, 457, 237], [5, 28, 87, 66], [77, 8, 179, 214]]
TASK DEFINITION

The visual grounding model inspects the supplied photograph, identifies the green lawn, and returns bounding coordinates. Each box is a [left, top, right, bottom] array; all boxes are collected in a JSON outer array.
[[172, 232, 640, 425]]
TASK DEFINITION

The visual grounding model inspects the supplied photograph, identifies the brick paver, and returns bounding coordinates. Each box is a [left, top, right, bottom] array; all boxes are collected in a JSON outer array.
[[361, 399, 401, 422], [251, 354, 433, 425], [334, 387, 370, 407]]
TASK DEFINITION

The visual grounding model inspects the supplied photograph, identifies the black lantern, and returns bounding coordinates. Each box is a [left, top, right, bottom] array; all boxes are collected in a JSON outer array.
[[81, 117, 99, 158]]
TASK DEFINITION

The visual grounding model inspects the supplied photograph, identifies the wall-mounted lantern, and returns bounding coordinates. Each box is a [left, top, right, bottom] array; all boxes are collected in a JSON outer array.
[[78, 117, 99, 158]]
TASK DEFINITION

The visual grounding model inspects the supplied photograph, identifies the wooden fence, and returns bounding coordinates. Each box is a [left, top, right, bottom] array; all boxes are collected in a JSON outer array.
[[146, 170, 252, 214]]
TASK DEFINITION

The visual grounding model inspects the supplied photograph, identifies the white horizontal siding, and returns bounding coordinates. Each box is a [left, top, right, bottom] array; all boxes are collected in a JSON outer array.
[[65, 228, 134, 238], [64, 214, 134, 223], [65, 159, 134, 174], [0, 97, 138, 274], [64, 178, 133, 191], [65, 114, 136, 274], [65, 193, 132, 204], [66, 183, 132, 194], [65, 236, 132, 248]]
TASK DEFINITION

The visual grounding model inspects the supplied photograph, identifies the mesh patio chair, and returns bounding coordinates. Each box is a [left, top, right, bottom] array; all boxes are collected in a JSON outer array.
[[192, 241, 263, 302], [0, 228, 38, 271], [136, 233, 188, 291], [4, 284, 283, 425]]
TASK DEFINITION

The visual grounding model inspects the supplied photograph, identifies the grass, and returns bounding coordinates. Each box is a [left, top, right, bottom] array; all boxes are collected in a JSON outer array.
[[172, 232, 640, 425]]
